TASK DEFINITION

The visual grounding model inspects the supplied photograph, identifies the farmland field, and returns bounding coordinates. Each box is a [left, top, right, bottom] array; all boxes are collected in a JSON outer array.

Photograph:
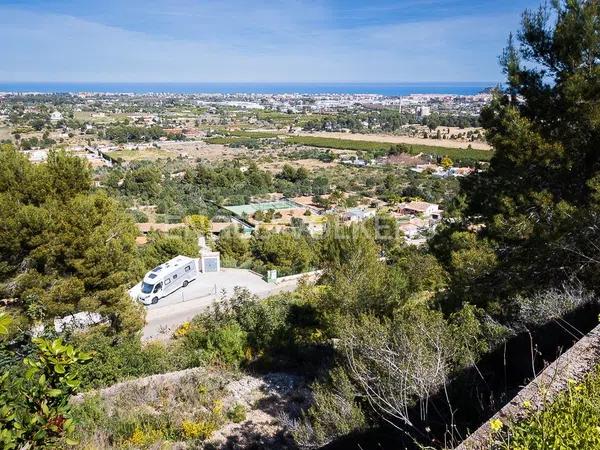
[[0, 125, 12, 141], [105, 148, 173, 161], [203, 129, 493, 161], [283, 135, 493, 161]]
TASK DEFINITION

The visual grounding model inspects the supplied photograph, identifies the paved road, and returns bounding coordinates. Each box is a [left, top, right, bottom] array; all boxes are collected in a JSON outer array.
[[141, 268, 300, 341]]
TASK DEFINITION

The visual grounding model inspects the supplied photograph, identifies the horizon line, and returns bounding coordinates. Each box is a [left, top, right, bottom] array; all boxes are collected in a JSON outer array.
[[0, 80, 501, 85]]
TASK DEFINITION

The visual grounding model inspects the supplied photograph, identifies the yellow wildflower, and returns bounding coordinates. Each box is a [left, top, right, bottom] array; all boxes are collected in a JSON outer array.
[[128, 428, 145, 446], [181, 420, 216, 440], [174, 321, 192, 338], [212, 399, 223, 416], [490, 418, 504, 433]]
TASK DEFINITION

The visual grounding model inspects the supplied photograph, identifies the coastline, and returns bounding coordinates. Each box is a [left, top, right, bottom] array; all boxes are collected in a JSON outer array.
[[0, 81, 496, 96]]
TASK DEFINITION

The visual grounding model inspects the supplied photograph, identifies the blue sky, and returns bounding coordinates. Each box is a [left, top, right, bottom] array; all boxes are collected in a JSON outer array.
[[1, 0, 541, 82]]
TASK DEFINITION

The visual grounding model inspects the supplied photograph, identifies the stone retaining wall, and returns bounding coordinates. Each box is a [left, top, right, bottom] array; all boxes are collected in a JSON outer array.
[[456, 323, 600, 449]]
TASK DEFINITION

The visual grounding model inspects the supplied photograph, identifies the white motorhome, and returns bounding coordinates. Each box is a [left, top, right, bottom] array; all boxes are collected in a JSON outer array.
[[137, 255, 198, 305]]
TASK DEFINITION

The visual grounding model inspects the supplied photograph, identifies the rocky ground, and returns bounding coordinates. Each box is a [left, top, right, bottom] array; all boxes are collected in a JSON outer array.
[[72, 367, 310, 449]]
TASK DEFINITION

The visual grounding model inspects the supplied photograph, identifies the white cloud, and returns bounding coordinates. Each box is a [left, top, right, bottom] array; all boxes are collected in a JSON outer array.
[[0, 3, 518, 82]]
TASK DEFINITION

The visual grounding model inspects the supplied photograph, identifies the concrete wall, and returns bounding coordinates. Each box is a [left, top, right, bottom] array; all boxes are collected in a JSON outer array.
[[456, 323, 600, 449], [274, 269, 323, 284]]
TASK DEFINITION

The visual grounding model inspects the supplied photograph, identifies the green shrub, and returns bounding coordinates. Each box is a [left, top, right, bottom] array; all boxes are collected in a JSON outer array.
[[127, 208, 148, 222], [495, 365, 600, 449], [138, 228, 199, 272], [250, 230, 316, 276], [181, 321, 248, 367], [229, 294, 291, 352], [192, 288, 321, 365], [74, 332, 175, 389], [227, 404, 247, 423], [71, 394, 107, 425], [0, 330, 92, 449], [291, 367, 366, 448]]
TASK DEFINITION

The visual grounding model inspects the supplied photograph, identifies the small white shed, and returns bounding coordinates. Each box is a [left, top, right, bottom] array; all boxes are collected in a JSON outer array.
[[200, 250, 220, 273]]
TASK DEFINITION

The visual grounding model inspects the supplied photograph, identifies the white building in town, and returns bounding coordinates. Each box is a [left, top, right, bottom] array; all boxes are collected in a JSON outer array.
[[50, 111, 63, 122], [398, 201, 441, 219], [416, 106, 431, 117]]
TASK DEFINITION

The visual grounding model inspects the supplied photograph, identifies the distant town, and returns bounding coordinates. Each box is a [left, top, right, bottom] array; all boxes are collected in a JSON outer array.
[[0, 90, 491, 249], [1, 87, 499, 448], [5, 0, 600, 449]]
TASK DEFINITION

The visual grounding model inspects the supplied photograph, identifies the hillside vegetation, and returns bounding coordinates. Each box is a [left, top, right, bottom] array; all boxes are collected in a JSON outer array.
[[496, 365, 600, 449], [284, 135, 492, 162], [2, 1, 600, 449]]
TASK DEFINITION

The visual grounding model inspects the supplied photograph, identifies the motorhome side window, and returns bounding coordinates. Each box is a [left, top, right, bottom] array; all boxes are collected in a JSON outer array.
[[173, 274, 178, 279], [165, 279, 171, 285], [185, 265, 191, 272], [154, 282, 162, 293]]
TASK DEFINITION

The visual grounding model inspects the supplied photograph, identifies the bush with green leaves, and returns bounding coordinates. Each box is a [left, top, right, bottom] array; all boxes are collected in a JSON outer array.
[[227, 404, 247, 423], [249, 229, 316, 276], [494, 365, 600, 449], [179, 320, 248, 367], [73, 331, 175, 389], [0, 314, 91, 449], [185, 288, 323, 368], [137, 227, 199, 275], [292, 367, 366, 448], [216, 225, 250, 266], [127, 208, 149, 223]]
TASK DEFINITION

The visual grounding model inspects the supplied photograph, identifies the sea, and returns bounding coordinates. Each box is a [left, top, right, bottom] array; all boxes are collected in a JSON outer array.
[[0, 82, 496, 96]]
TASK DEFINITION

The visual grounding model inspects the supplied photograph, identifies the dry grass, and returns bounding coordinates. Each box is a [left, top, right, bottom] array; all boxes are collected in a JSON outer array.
[[282, 130, 492, 151], [261, 158, 336, 173], [71, 368, 308, 449], [106, 148, 174, 161], [0, 125, 13, 141]]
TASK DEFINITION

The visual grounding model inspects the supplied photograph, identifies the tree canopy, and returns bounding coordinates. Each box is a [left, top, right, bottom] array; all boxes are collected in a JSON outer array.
[[0, 144, 143, 335], [439, 0, 600, 309]]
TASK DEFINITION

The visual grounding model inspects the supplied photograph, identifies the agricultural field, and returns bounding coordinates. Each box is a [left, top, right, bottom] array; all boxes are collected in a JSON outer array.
[[283, 135, 493, 162], [225, 130, 280, 139], [0, 125, 13, 141], [74, 111, 130, 124], [200, 129, 492, 162], [105, 147, 174, 161]]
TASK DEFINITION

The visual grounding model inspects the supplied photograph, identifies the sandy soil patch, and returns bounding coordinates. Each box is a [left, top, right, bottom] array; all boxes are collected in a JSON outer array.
[[155, 140, 247, 161], [261, 158, 336, 173], [0, 125, 13, 141], [104, 140, 250, 162]]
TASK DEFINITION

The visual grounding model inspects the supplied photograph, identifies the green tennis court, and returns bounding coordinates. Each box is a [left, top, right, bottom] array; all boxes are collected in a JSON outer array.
[[224, 200, 299, 216]]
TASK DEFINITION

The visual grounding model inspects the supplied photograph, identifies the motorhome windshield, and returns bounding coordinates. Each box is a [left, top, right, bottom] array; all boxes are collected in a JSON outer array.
[[141, 282, 154, 294]]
